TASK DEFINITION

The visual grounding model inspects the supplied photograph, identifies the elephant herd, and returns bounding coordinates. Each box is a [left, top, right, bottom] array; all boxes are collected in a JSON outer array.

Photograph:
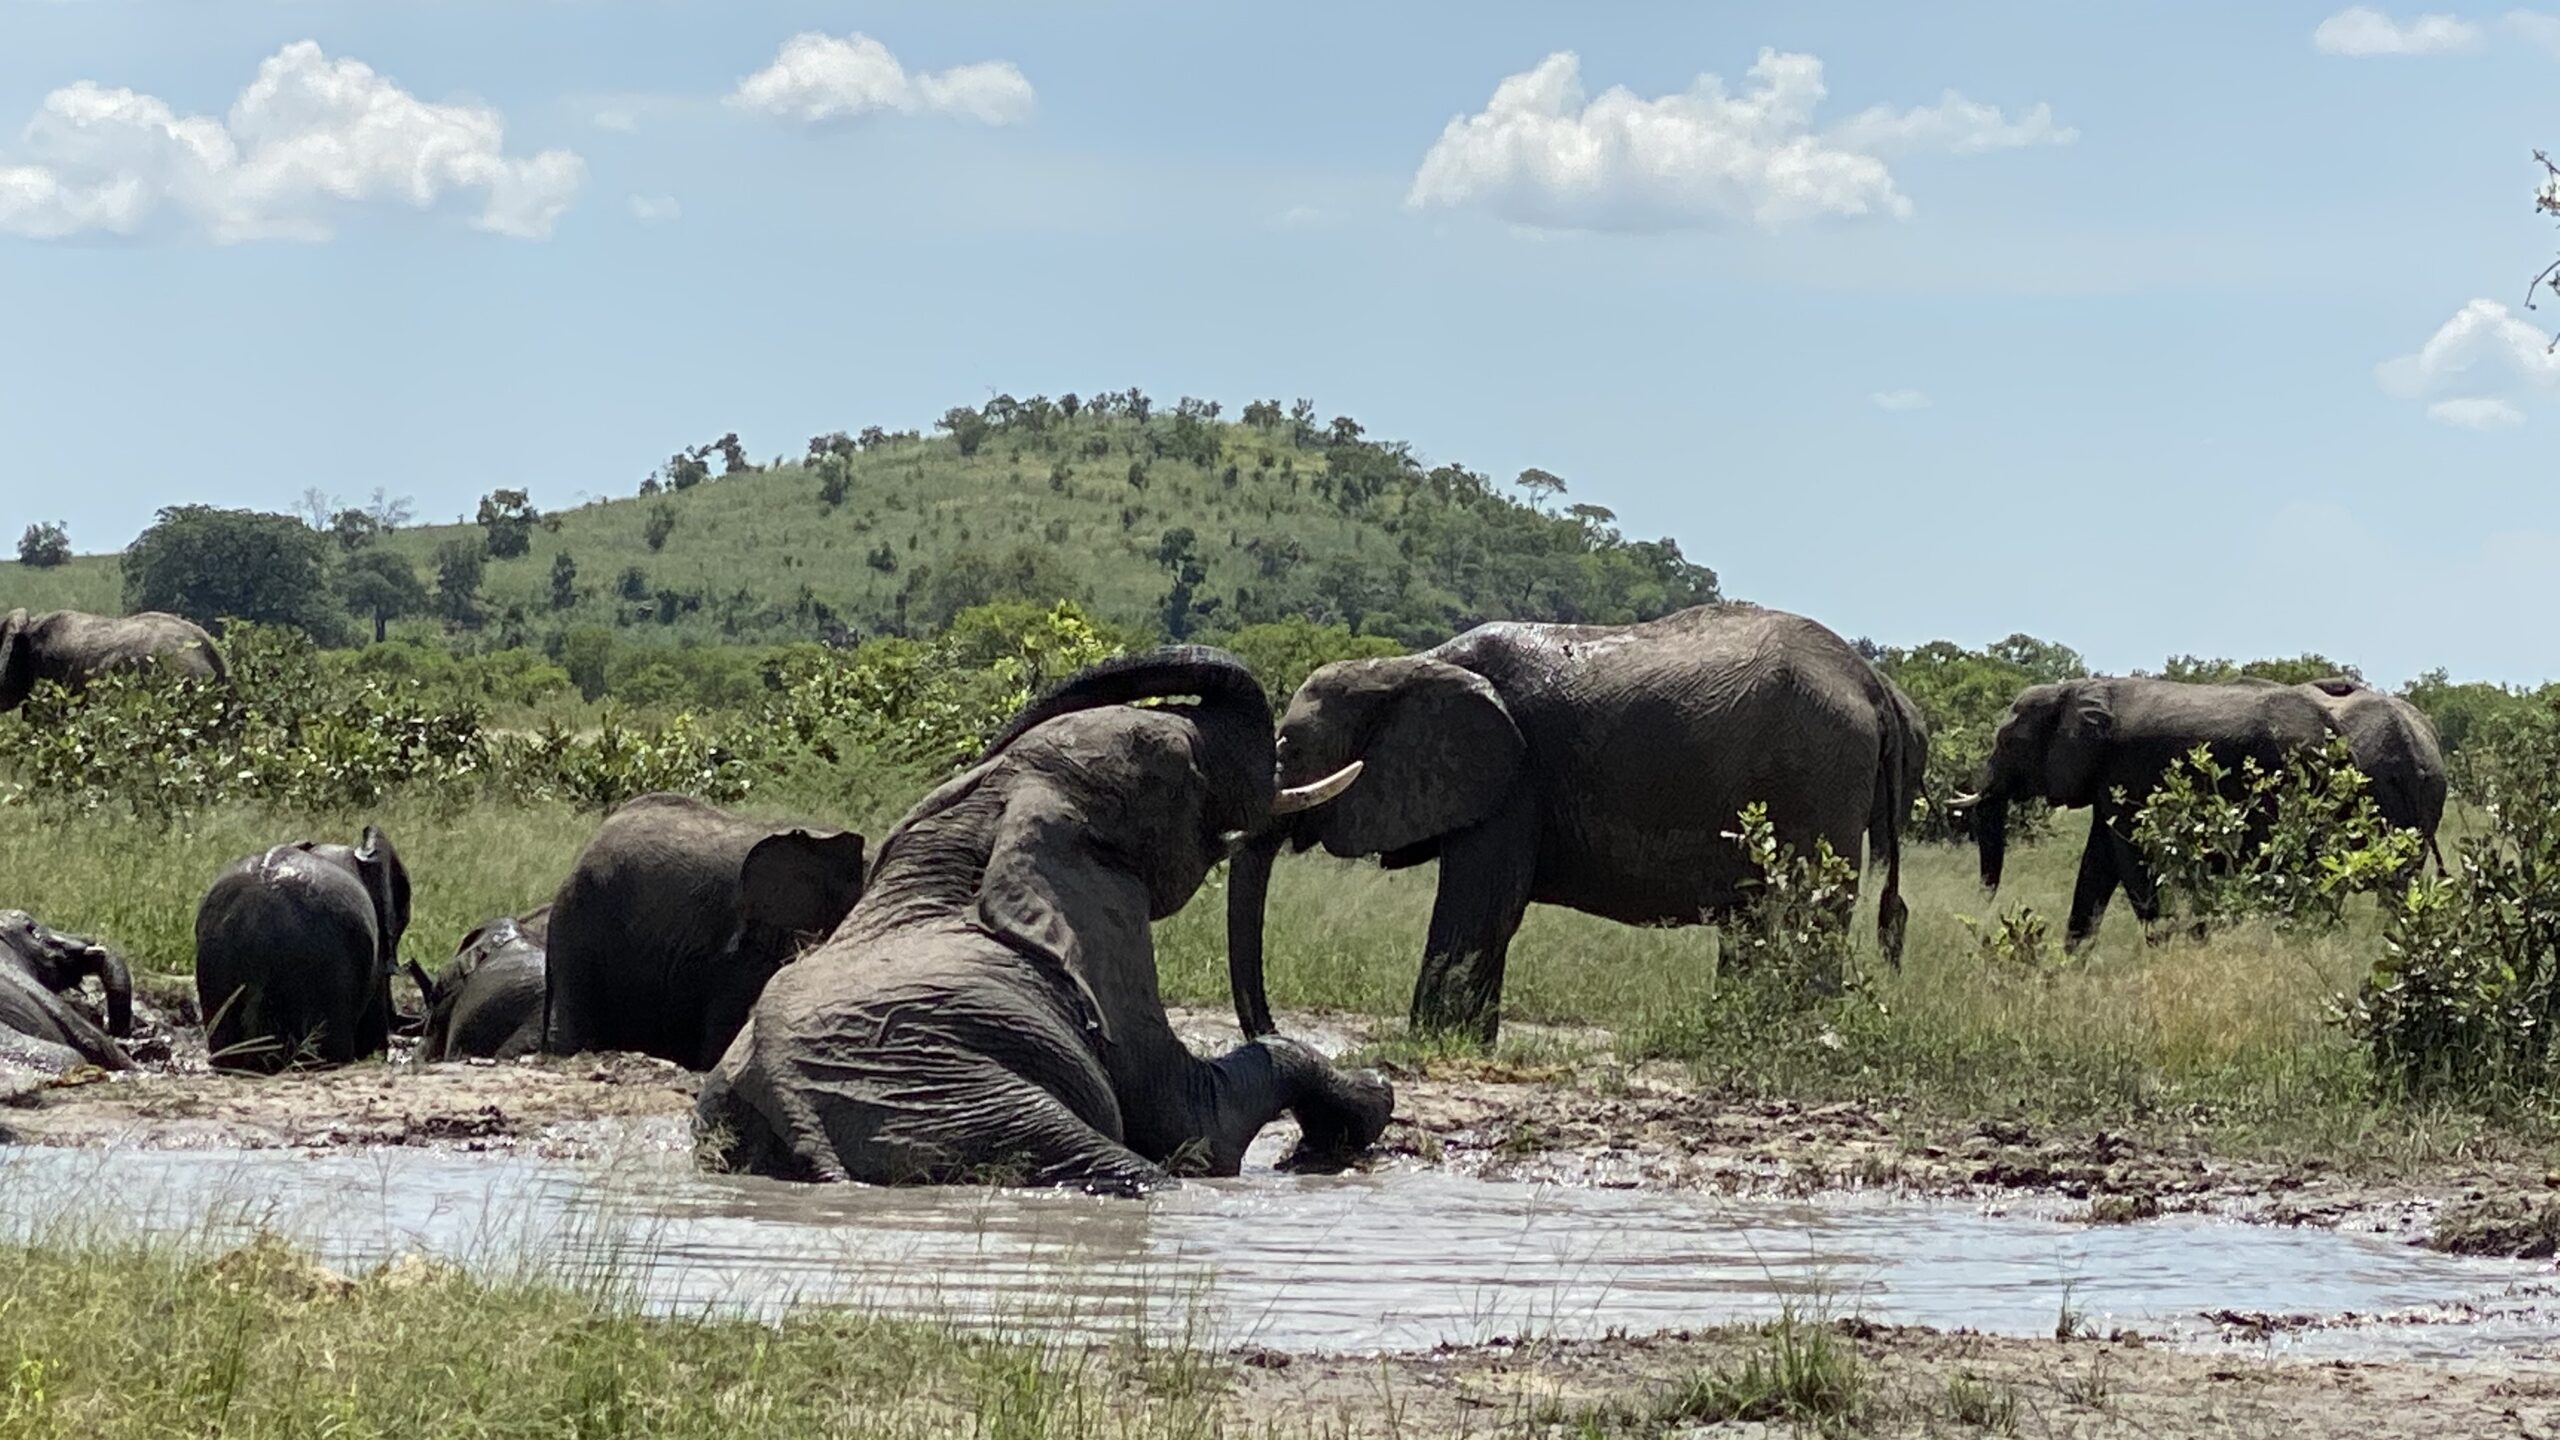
[[0, 601, 2451, 1193]]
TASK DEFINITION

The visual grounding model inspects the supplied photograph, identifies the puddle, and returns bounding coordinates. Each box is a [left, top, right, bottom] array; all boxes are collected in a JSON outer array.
[[1, 1136, 2550, 1358]]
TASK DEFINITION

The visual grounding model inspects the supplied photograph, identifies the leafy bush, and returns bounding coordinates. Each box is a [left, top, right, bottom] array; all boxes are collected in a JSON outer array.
[[2348, 703, 2560, 1100], [15, 521, 69, 568], [2128, 737, 2420, 934], [492, 707, 744, 811], [1714, 801, 1861, 1000]]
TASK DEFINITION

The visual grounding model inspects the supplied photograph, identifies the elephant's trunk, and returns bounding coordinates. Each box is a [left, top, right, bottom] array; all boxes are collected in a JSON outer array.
[[1226, 830, 1282, 1038], [1975, 791, 2010, 891], [87, 945, 132, 1039]]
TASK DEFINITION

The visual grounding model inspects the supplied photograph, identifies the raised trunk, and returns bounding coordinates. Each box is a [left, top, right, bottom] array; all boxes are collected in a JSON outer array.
[[1976, 791, 2010, 890], [87, 945, 131, 1039], [1225, 831, 1282, 1038]]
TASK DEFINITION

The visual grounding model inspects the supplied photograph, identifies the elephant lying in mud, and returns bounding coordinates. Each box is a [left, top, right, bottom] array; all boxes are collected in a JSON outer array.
[[1228, 601, 1915, 1045], [698, 646, 1391, 1192], [1952, 678, 2341, 948], [195, 827, 411, 1074], [545, 794, 866, 1071], [414, 905, 550, 1062], [0, 607, 225, 712], [0, 909, 135, 1073]]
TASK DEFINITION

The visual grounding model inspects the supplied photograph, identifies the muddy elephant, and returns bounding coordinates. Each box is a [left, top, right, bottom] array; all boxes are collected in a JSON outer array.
[[413, 905, 550, 1062], [698, 646, 1390, 1192], [2300, 678, 2447, 871], [0, 608, 225, 712], [544, 794, 866, 1071], [195, 827, 411, 1074], [0, 909, 134, 1073], [1951, 678, 2340, 947], [1227, 602, 1913, 1045]]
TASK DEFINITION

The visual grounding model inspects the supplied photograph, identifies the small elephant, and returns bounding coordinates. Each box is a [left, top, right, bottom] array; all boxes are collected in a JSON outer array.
[[1951, 678, 2339, 947], [0, 909, 135, 1073], [0, 607, 225, 712], [2299, 677, 2448, 872], [413, 904, 551, 1062], [544, 794, 866, 1071], [697, 646, 1388, 1192], [1228, 601, 1915, 1044], [195, 826, 411, 1074]]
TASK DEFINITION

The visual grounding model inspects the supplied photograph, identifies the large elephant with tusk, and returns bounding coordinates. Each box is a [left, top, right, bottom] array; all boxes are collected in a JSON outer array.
[[697, 646, 1391, 1192]]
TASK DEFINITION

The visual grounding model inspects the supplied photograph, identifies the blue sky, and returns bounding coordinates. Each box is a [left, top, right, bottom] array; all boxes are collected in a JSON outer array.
[[2, 3, 2554, 685]]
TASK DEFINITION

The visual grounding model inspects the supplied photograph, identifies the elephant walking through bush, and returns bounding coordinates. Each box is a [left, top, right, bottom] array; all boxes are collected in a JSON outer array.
[[544, 794, 866, 1071], [0, 909, 135, 1073], [0, 608, 225, 712], [2300, 677, 2447, 872], [415, 905, 550, 1062], [698, 646, 1390, 1192], [195, 827, 410, 1074], [1952, 678, 2341, 947], [1227, 602, 1914, 1045]]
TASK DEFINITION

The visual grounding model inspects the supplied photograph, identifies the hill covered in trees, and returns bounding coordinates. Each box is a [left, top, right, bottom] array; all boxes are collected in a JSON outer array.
[[2, 392, 1718, 658]]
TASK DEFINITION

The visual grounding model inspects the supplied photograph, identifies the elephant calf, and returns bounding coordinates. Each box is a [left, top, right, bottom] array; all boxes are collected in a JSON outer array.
[[195, 827, 411, 1074], [0, 607, 225, 712], [545, 794, 866, 1071], [415, 905, 550, 1062], [0, 909, 135, 1073], [698, 646, 1389, 1193]]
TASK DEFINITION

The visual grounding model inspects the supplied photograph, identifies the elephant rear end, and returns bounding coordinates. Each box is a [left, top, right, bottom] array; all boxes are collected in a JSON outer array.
[[195, 852, 388, 1075]]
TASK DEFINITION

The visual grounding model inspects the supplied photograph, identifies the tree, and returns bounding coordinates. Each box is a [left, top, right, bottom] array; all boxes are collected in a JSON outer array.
[[937, 406, 992, 458], [123, 505, 342, 640], [900, 543, 1080, 631], [364, 487, 415, 532], [327, 508, 381, 551], [15, 521, 69, 568], [664, 445, 712, 491], [1514, 467, 1567, 512], [557, 625, 614, 702], [549, 551, 580, 611], [1242, 398, 1283, 430], [815, 455, 852, 510], [616, 565, 651, 602], [336, 549, 428, 643], [643, 500, 677, 552], [294, 486, 339, 531], [432, 540, 486, 627], [716, 432, 752, 474], [476, 487, 541, 559]]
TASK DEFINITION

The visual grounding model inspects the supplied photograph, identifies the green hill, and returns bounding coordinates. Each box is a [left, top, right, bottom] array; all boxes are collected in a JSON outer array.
[[1, 395, 1717, 654]]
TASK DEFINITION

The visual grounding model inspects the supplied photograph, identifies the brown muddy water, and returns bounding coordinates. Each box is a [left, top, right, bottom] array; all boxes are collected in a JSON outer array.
[[3, 1120, 2552, 1361]]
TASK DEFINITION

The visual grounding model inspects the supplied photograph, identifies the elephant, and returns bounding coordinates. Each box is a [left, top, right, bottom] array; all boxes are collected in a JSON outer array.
[[543, 794, 866, 1071], [696, 645, 1390, 1192], [413, 904, 550, 1062], [1227, 601, 1914, 1045], [1950, 678, 2341, 947], [195, 826, 411, 1074], [1883, 674, 1932, 830], [0, 608, 225, 712], [0, 909, 135, 1073], [2299, 677, 2447, 872]]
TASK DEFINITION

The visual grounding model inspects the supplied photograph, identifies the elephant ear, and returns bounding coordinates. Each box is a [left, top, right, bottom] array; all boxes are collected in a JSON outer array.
[[2046, 684, 2114, 806], [737, 830, 867, 945], [1315, 658, 1524, 860], [974, 795, 1116, 1045], [353, 825, 411, 976], [0, 610, 29, 711]]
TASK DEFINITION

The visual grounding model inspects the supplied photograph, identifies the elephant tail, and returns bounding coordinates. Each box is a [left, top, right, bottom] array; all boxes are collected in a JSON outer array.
[[978, 645, 1271, 762], [1871, 704, 1909, 969]]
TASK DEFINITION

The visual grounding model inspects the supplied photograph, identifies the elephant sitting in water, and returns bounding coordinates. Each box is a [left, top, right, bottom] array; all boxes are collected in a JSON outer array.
[[1951, 678, 2341, 948], [195, 827, 411, 1074], [414, 905, 550, 1062], [0, 608, 225, 712], [1227, 601, 1914, 1046], [0, 909, 135, 1073], [698, 646, 1390, 1192]]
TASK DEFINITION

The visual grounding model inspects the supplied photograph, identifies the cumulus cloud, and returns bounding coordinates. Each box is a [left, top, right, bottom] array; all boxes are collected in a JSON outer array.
[[2311, 7, 2482, 55], [2377, 298, 2560, 425], [627, 193, 680, 226], [1869, 388, 1931, 411], [1404, 49, 2071, 233], [728, 32, 1034, 127], [0, 41, 582, 242]]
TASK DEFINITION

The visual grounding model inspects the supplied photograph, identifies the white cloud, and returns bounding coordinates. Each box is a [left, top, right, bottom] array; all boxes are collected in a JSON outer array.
[[2377, 298, 2560, 425], [1276, 204, 1324, 227], [1869, 388, 1931, 411], [591, 107, 638, 133], [2505, 9, 2560, 54], [0, 41, 582, 242], [627, 192, 680, 226], [2427, 396, 2526, 428], [728, 32, 1034, 127], [1404, 49, 2071, 233], [2311, 7, 2482, 55]]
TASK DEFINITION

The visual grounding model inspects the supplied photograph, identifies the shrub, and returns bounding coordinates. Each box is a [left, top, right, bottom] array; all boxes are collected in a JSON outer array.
[[2128, 737, 2419, 934], [15, 521, 69, 568]]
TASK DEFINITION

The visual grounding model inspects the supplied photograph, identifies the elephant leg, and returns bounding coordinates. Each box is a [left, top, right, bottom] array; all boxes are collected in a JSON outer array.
[[1408, 793, 1539, 1045], [2064, 813, 2120, 950]]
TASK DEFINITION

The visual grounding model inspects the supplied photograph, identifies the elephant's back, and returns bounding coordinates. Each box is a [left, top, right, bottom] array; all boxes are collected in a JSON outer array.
[[448, 948, 547, 1059]]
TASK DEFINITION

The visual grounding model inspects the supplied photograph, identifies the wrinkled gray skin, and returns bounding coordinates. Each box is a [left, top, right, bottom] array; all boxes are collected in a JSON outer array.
[[0, 909, 134, 1073], [415, 904, 551, 1062], [195, 827, 411, 1074], [1883, 675, 1931, 829], [2299, 677, 2448, 873], [1229, 602, 1914, 1045], [1968, 678, 2340, 948], [0, 607, 225, 712], [545, 794, 866, 1072], [698, 646, 1393, 1193]]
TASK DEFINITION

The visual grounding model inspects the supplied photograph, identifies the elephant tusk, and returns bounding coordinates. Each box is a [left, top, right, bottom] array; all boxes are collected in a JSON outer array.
[[1947, 791, 1984, 811], [1272, 760, 1363, 815]]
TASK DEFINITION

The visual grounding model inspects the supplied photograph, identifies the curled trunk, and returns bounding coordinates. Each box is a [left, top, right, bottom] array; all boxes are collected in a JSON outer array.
[[1225, 831, 1282, 1038]]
